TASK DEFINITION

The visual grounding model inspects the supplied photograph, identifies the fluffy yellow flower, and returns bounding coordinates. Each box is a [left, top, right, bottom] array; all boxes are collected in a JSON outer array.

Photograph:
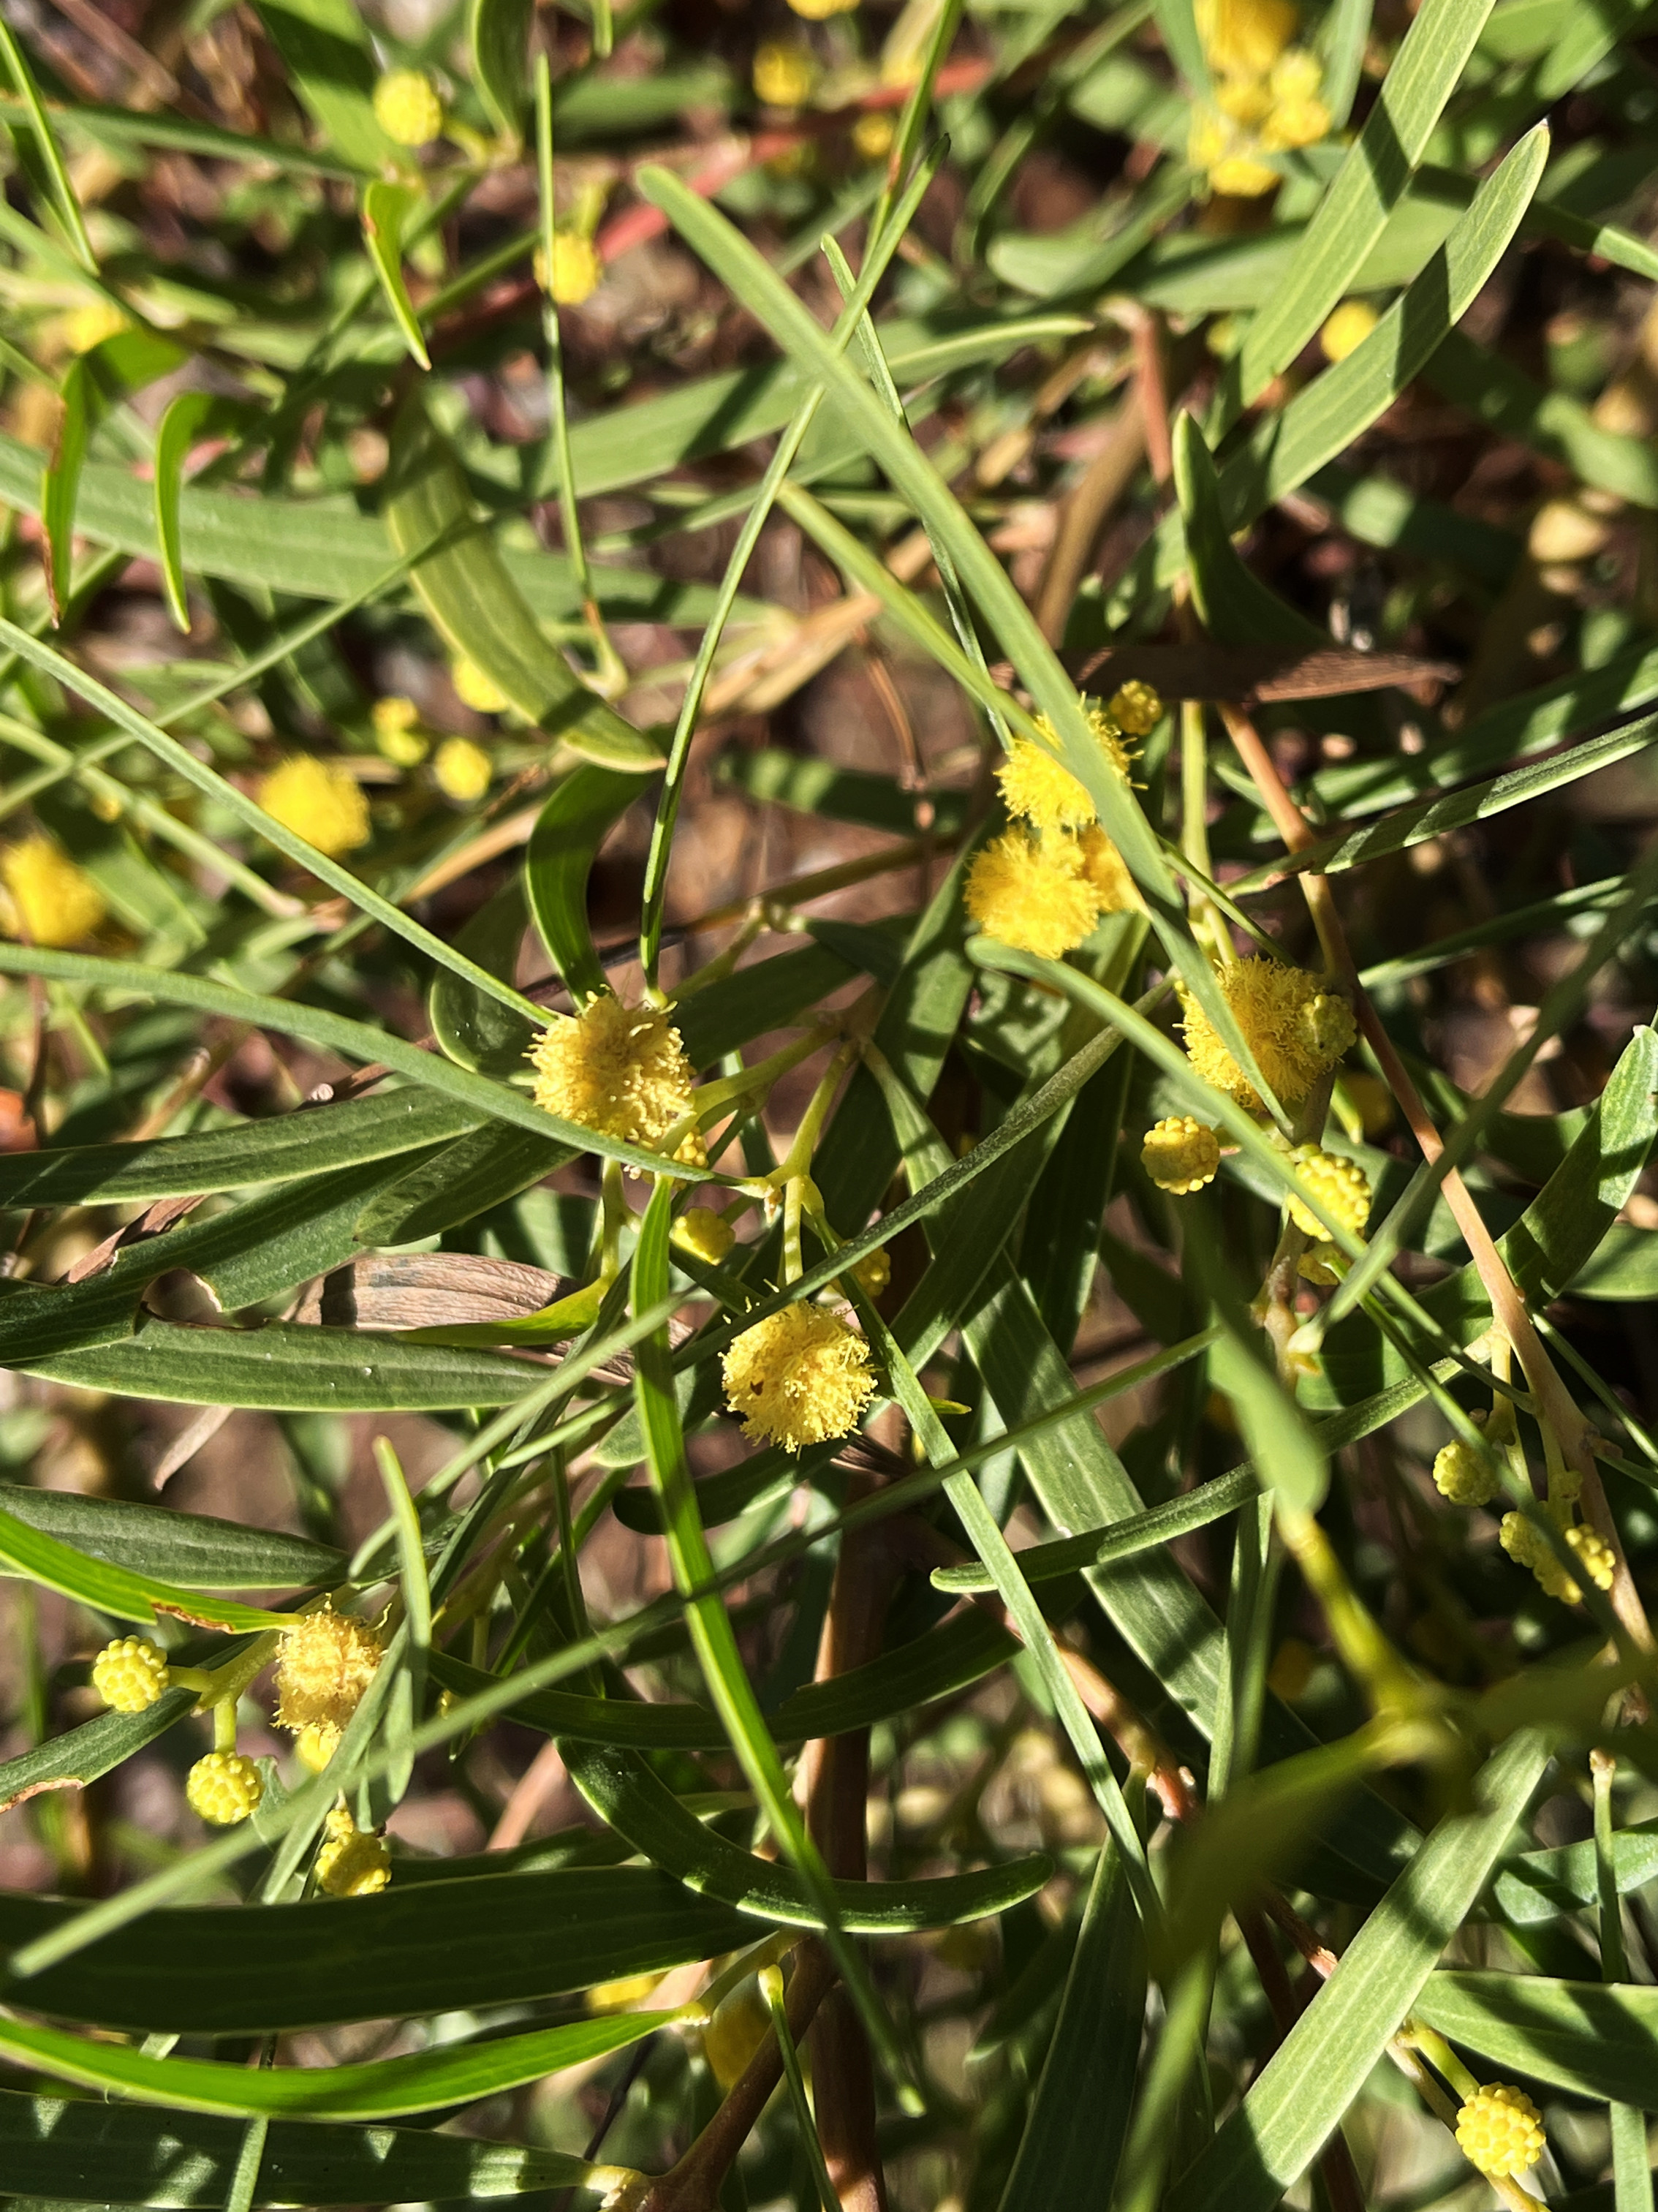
[[452, 657, 510, 714], [433, 736, 492, 802], [964, 829, 1102, 959], [1142, 1116, 1221, 1194], [186, 1751, 263, 1826], [1454, 2084, 1545, 2179], [61, 299, 129, 354], [1284, 1146, 1371, 1239], [91, 1636, 170, 1713], [529, 994, 699, 1155], [1269, 45, 1323, 98], [673, 1207, 735, 1266], [722, 1302, 875, 1452], [1196, 0, 1298, 79], [1320, 300, 1381, 363], [535, 232, 604, 306], [753, 42, 817, 107], [0, 836, 106, 946], [996, 705, 1137, 835], [373, 68, 444, 148], [1179, 958, 1355, 1111], [316, 1805, 392, 1897], [1431, 1432, 1501, 1508], [257, 757, 371, 859], [371, 695, 428, 766], [1078, 826, 1143, 914], [275, 1607, 382, 1736]]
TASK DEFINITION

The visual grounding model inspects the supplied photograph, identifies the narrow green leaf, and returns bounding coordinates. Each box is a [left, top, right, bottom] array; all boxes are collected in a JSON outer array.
[[0, 1688, 197, 1816], [470, 0, 533, 140], [360, 181, 431, 369], [0, 15, 96, 270], [1417, 1971, 1658, 2110], [251, 0, 401, 171], [0, 1487, 344, 1592], [526, 765, 648, 1000], [153, 391, 223, 632], [429, 875, 539, 1075], [0, 1497, 291, 1633]]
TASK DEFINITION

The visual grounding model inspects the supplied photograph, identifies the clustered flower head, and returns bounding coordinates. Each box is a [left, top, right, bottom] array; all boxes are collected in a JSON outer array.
[[1284, 1145, 1371, 1240], [535, 232, 604, 306], [374, 68, 444, 148], [1143, 1115, 1221, 1194], [275, 1605, 383, 1745], [995, 697, 1139, 837], [452, 655, 510, 715], [1454, 2083, 1546, 2178], [0, 835, 106, 946], [257, 757, 371, 860], [673, 1207, 736, 1267], [722, 1301, 874, 1452], [316, 1804, 392, 1897], [372, 695, 429, 766], [1432, 1428, 1502, 1508], [186, 1749, 263, 1827], [1179, 957, 1355, 1111], [529, 994, 701, 1160], [433, 736, 492, 803], [964, 829, 1107, 960], [1501, 1509, 1616, 1605], [91, 1634, 170, 1713], [753, 42, 817, 107], [1189, 0, 1331, 197]]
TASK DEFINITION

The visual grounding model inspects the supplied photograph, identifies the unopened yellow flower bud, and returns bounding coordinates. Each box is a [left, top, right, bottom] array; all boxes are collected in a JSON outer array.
[[0, 836, 106, 947], [534, 231, 604, 306], [1431, 1431, 1500, 1507], [91, 1635, 170, 1713], [1269, 45, 1323, 99], [1454, 2083, 1545, 2178], [275, 1606, 382, 1736], [373, 68, 444, 148], [295, 1721, 341, 1773], [722, 1302, 874, 1452], [964, 829, 1102, 959], [1179, 959, 1354, 1111], [315, 1804, 391, 1896], [1142, 1116, 1221, 1194], [371, 695, 429, 766], [753, 42, 817, 107], [1320, 300, 1380, 363], [1284, 1146, 1371, 1240], [1567, 1520, 1616, 1593], [1107, 680, 1163, 737], [703, 1977, 771, 2088], [451, 657, 510, 715], [1500, 1511, 1586, 1604], [673, 1207, 735, 1267], [186, 1750, 263, 1826], [529, 994, 698, 1155], [433, 736, 492, 803], [1260, 93, 1330, 148], [257, 757, 371, 859], [853, 111, 895, 160]]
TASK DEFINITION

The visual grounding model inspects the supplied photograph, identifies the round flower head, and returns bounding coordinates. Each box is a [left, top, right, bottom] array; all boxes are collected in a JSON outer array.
[[62, 299, 129, 355], [316, 1804, 391, 1897], [535, 232, 604, 306], [1107, 680, 1163, 738], [1320, 300, 1379, 363], [1078, 826, 1143, 915], [996, 705, 1137, 836], [722, 1302, 875, 1452], [1196, 0, 1298, 78], [673, 1207, 735, 1267], [186, 1751, 263, 1827], [433, 736, 492, 803], [1455, 2083, 1545, 2179], [374, 68, 444, 148], [1179, 958, 1353, 1111], [753, 42, 817, 107], [1500, 1511, 1583, 1604], [1284, 1146, 1371, 1240], [529, 994, 699, 1156], [91, 1635, 169, 1713], [1, 836, 106, 947], [1261, 92, 1331, 148], [1270, 45, 1323, 99], [1143, 1116, 1221, 1194], [275, 1606, 382, 1735], [855, 111, 896, 160], [295, 1721, 341, 1773], [372, 695, 428, 766], [451, 656, 510, 715], [1431, 1431, 1501, 1508], [964, 829, 1102, 960], [1208, 144, 1282, 197], [257, 757, 371, 859]]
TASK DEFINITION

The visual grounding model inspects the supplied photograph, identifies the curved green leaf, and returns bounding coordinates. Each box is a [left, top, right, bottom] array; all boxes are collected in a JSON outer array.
[[0, 1495, 292, 1633], [0, 1487, 344, 1591], [153, 391, 222, 631], [430, 875, 538, 1075], [1417, 1971, 1658, 2109], [361, 180, 431, 370], [525, 763, 648, 1000], [470, 0, 533, 140], [0, 1688, 197, 1816], [251, 0, 401, 172]]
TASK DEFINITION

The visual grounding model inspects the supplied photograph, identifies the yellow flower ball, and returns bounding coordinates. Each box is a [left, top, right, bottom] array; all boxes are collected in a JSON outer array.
[[1320, 300, 1381, 363], [1260, 93, 1331, 148], [451, 657, 510, 715], [529, 993, 698, 1155], [1454, 2083, 1545, 2179], [854, 111, 895, 160], [373, 68, 444, 148], [371, 695, 429, 766], [433, 736, 493, 803], [91, 1635, 170, 1713], [753, 42, 817, 107], [275, 1607, 383, 1735], [722, 1302, 875, 1452], [1142, 1116, 1222, 1194], [257, 757, 371, 859], [0, 836, 106, 947], [673, 1207, 736, 1267], [61, 299, 129, 355], [1218, 75, 1273, 122], [535, 231, 604, 306], [1500, 1511, 1582, 1604], [1196, 0, 1299, 79], [964, 829, 1103, 960], [1284, 1146, 1371, 1240], [186, 1751, 264, 1827], [996, 704, 1137, 836], [1431, 1432, 1500, 1508], [1209, 148, 1283, 197], [1179, 959, 1355, 1111], [316, 1804, 392, 1897], [1270, 45, 1323, 99], [1106, 680, 1163, 738]]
